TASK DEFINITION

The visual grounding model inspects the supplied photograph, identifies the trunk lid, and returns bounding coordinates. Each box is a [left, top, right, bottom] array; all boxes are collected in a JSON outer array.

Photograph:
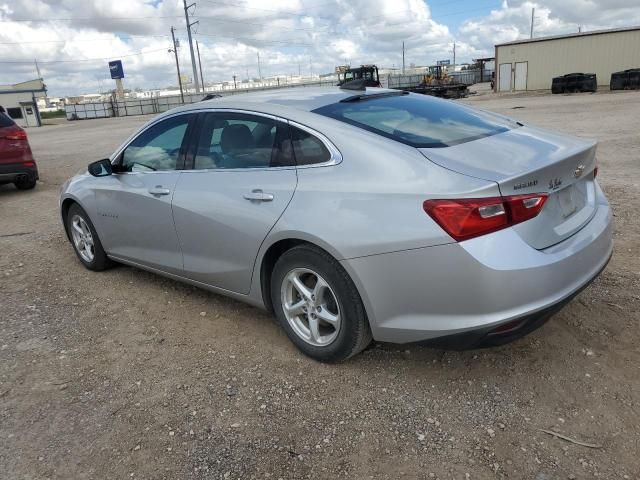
[[419, 125, 598, 249]]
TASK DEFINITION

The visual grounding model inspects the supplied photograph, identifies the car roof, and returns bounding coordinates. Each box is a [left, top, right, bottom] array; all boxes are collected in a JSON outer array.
[[181, 86, 400, 113]]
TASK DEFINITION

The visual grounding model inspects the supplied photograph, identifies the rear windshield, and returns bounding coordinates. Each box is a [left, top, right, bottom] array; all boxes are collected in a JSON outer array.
[[312, 93, 519, 148], [0, 112, 15, 128]]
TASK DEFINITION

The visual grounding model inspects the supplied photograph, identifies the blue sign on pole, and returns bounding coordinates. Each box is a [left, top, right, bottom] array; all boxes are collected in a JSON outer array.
[[108, 60, 124, 79]]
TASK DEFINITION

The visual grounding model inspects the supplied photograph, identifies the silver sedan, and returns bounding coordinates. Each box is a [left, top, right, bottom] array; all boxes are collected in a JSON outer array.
[[59, 87, 613, 362]]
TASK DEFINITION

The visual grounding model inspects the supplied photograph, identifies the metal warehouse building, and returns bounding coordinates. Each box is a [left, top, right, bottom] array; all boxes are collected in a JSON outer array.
[[495, 26, 640, 92]]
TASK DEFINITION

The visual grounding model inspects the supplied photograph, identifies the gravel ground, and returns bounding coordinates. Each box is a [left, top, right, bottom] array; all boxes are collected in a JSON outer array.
[[1, 89, 639, 480]]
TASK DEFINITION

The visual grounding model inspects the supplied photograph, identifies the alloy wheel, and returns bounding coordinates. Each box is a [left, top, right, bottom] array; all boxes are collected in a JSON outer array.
[[281, 268, 341, 347], [70, 214, 95, 263]]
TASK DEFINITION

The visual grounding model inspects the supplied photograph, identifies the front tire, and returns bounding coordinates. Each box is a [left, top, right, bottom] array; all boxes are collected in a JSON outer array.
[[66, 203, 113, 271], [271, 245, 372, 362]]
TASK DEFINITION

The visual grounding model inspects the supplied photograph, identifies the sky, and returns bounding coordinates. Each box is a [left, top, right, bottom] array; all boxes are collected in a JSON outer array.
[[1, 0, 639, 96]]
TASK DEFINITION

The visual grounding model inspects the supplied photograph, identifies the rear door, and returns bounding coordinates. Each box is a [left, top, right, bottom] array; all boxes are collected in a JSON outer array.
[[171, 111, 297, 294], [94, 113, 195, 274]]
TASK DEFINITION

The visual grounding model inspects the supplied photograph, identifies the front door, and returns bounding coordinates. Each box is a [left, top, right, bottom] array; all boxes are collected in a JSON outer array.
[[172, 111, 297, 294], [94, 113, 194, 274]]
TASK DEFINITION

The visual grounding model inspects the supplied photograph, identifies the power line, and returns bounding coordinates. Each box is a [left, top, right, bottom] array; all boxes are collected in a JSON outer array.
[[195, 31, 314, 47], [0, 34, 171, 45], [0, 47, 169, 64], [191, 14, 334, 33], [0, 15, 183, 23]]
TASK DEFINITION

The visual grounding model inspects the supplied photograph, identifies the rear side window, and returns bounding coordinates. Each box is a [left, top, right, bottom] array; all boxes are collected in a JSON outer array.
[[313, 93, 519, 148], [193, 112, 293, 169], [0, 112, 14, 128], [290, 126, 331, 165]]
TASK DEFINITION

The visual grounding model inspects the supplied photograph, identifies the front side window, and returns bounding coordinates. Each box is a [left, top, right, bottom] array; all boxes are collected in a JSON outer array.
[[194, 112, 293, 169], [290, 126, 331, 165], [313, 93, 519, 148], [121, 115, 190, 172]]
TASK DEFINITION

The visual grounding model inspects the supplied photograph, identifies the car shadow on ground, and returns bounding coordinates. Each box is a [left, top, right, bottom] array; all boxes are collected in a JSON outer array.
[[91, 259, 555, 371]]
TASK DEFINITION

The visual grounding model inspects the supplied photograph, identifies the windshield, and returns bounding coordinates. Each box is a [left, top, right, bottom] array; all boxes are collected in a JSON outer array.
[[313, 94, 519, 148]]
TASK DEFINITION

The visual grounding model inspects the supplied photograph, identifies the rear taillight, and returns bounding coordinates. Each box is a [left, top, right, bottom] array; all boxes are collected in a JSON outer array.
[[423, 193, 548, 241], [3, 127, 28, 141]]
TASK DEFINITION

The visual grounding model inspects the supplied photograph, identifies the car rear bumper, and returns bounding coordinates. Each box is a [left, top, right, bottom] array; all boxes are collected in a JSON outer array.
[[0, 162, 39, 184], [341, 186, 613, 345]]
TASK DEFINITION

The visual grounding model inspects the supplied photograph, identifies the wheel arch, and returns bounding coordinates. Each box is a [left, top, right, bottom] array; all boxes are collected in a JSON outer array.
[[60, 196, 80, 241], [256, 233, 349, 314]]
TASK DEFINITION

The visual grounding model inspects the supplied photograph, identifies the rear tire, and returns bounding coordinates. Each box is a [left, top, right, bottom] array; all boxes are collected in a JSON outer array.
[[271, 244, 372, 362], [66, 203, 114, 271], [14, 176, 36, 190]]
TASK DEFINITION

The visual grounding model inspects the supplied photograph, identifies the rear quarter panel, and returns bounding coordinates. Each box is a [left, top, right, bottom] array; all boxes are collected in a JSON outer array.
[[248, 115, 501, 304]]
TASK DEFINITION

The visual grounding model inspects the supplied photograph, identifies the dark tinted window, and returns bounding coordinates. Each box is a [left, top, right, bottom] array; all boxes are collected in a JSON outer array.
[[291, 127, 331, 165], [121, 115, 190, 172], [194, 112, 293, 169], [0, 112, 15, 128], [313, 93, 519, 148]]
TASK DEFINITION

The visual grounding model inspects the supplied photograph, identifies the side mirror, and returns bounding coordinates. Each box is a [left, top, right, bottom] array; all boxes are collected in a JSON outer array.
[[88, 158, 113, 177]]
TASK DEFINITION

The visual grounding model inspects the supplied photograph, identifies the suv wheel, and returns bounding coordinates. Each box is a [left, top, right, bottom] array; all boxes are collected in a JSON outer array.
[[14, 176, 36, 190]]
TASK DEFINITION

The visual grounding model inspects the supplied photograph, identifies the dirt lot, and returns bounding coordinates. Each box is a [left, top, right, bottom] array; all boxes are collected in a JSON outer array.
[[1, 90, 639, 480]]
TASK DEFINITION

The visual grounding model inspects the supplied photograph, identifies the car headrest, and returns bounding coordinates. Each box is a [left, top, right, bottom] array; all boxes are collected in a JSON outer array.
[[220, 124, 254, 153]]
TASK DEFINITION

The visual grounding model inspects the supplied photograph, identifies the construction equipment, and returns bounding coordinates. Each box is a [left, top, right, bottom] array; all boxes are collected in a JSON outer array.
[[336, 65, 381, 87], [407, 65, 468, 99]]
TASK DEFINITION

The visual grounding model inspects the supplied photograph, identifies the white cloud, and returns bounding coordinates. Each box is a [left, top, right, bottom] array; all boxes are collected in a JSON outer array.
[[457, 0, 640, 57], [0, 0, 638, 95]]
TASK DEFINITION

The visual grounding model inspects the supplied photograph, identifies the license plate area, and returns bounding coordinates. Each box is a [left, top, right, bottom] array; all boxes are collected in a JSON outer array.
[[558, 185, 578, 218]]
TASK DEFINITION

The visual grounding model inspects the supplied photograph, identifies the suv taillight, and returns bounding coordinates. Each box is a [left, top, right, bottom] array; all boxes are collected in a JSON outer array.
[[423, 193, 548, 241], [3, 127, 28, 141]]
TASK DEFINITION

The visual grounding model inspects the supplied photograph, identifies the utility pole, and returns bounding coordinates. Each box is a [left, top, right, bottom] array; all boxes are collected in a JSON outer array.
[[530, 7, 535, 38], [233, 75, 237, 89], [196, 40, 205, 92], [453, 42, 456, 67], [257, 52, 262, 79], [402, 41, 405, 74], [182, 0, 201, 93], [170, 27, 184, 103]]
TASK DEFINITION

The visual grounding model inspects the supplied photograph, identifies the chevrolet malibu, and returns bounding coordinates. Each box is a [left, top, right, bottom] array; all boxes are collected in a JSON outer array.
[[59, 87, 613, 362]]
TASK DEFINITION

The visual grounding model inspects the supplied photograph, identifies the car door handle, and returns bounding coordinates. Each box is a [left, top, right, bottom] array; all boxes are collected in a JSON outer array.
[[148, 186, 171, 196], [243, 189, 274, 202]]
